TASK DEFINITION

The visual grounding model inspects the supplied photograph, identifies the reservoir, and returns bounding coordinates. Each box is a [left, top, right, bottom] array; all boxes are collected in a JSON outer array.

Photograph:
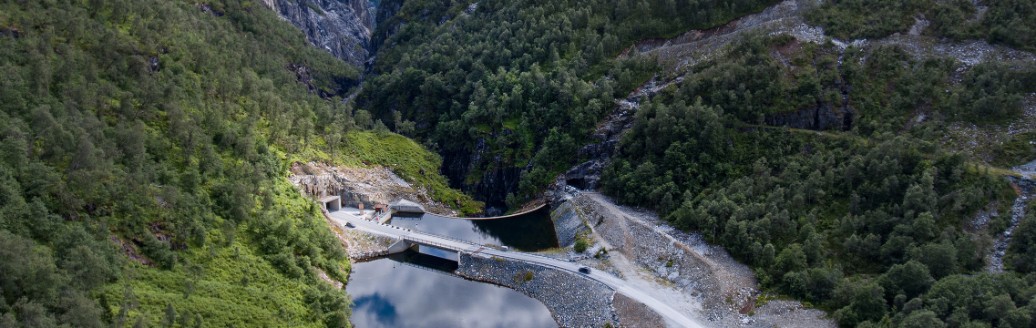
[[387, 206, 559, 251], [347, 251, 557, 328]]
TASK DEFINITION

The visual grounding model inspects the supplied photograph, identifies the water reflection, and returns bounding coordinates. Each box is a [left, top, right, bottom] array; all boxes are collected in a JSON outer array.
[[388, 207, 559, 251], [348, 252, 557, 328]]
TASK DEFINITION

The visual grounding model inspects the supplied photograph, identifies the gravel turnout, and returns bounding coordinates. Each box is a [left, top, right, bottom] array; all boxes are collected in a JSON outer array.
[[456, 252, 617, 328]]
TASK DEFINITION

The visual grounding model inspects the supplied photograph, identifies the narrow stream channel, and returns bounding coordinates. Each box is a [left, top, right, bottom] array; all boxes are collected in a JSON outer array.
[[348, 251, 558, 328]]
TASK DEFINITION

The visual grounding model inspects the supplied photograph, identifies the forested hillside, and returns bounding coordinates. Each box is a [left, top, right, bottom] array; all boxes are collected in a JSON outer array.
[[359, 0, 779, 209], [362, 0, 1036, 326], [0, 1, 467, 326], [807, 0, 1035, 51], [601, 35, 1036, 326], [4, 0, 1036, 326]]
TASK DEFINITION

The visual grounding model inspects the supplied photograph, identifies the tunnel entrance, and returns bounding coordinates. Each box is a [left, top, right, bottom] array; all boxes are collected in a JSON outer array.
[[320, 196, 341, 212]]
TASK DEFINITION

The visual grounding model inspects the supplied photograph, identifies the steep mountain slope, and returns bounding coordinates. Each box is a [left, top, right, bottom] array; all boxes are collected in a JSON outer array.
[[261, 0, 377, 67], [593, 1, 1036, 326], [807, 0, 1035, 52], [344, 0, 1036, 326], [0, 0, 470, 326], [359, 0, 781, 212]]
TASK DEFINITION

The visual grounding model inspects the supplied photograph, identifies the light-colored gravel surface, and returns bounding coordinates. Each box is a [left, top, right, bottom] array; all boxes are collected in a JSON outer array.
[[749, 300, 835, 328]]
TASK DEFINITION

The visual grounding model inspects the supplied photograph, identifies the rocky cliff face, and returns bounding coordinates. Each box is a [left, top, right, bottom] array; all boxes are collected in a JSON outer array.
[[261, 0, 376, 67], [764, 103, 854, 131], [441, 139, 524, 216]]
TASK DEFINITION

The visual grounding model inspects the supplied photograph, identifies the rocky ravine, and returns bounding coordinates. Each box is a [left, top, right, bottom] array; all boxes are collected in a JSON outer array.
[[988, 161, 1036, 272], [261, 0, 376, 67]]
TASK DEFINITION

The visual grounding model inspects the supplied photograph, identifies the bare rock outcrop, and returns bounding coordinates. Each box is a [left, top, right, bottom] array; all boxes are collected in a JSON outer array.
[[289, 162, 458, 216], [261, 0, 375, 67]]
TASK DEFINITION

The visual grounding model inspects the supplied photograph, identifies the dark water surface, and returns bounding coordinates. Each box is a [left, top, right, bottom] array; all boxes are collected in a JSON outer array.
[[347, 252, 557, 328], [387, 207, 559, 251]]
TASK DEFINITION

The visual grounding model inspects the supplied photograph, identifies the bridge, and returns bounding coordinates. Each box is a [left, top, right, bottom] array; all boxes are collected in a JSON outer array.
[[394, 232, 462, 262], [326, 209, 704, 328]]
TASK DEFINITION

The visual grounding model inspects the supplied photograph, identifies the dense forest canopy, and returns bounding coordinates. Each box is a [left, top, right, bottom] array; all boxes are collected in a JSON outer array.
[[0, 0, 472, 326], [304, 0, 1034, 324], [365, 0, 1036, 326], [359, 0, 780, 207], [2, 0, 1036, 327], [807, 0, 1036, 52]]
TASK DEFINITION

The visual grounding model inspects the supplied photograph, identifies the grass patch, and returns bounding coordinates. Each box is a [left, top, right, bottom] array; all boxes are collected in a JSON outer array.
[[102, 240, 329, 327], [502, 117, 521, 131], [100, 177, 351, 327], [991, 132, 1036, 168], [966, 162, 1022, 178]]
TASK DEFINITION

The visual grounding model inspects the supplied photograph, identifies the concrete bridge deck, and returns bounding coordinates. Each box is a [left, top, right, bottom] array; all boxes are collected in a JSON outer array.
[[326, 209, 703, 328]]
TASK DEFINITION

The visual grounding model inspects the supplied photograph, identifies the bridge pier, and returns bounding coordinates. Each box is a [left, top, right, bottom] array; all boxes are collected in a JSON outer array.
[[386, 239, 412, 255], [382, 239, 459, 262], [416, 244, 460, 262]]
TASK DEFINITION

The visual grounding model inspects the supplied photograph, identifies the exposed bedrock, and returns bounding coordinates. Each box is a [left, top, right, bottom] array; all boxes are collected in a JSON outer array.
[[764, 102, 855, 131], [261, 0, 376, 67]]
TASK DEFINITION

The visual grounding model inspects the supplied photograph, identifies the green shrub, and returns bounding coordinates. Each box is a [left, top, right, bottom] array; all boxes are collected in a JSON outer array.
[[513, 270, 535, 283], [574, 235, 590, 253]]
